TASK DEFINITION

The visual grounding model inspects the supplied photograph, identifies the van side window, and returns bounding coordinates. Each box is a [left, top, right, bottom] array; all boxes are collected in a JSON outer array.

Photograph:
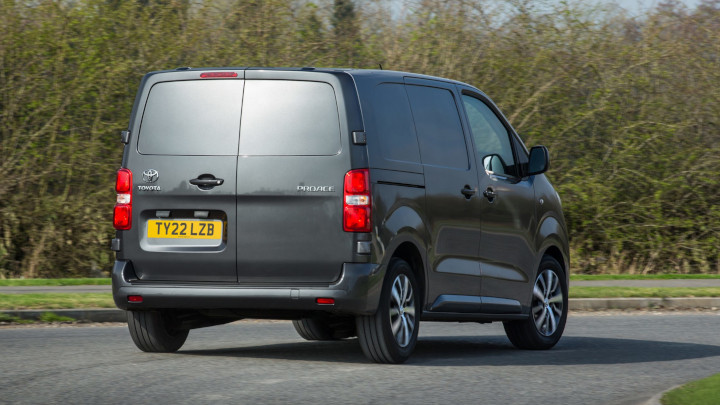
[[462, 95, 518, 178], [406, 85, 469, 170], [371, 83, 422, 164]]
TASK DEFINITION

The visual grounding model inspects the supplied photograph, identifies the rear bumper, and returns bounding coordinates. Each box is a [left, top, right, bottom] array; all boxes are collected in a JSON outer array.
[[112, 260, 384, 316]]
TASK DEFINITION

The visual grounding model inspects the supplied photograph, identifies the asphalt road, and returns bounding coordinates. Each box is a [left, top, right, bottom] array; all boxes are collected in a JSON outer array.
[[1, 312, 719, 405]]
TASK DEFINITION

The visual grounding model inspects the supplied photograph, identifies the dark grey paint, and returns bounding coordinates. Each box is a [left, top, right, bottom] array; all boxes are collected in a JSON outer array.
[[235, 155, 350, 284], [114, 67, 568, 329], [119, 154, 238, 282]]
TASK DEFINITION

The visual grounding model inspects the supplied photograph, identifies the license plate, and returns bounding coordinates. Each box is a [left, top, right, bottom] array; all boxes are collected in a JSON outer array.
[[147, 220, 222, 240]]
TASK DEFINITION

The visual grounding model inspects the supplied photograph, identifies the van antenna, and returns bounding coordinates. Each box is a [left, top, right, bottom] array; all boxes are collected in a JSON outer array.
[[378, 64, 383, 70]]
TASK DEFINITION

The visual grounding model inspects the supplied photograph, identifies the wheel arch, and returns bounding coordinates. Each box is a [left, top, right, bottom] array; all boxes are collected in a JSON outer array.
[[542, 245, 569, 282], [535, 213, 570, 283], [389, 241, 426, 308]]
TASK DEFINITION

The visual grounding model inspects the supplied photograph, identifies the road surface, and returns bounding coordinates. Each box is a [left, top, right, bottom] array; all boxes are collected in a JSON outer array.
[[1, 312, 719, 404]]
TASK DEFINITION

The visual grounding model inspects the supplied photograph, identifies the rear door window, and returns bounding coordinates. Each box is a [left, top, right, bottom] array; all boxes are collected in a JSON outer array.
[[239, 80, 341, 156], [138, 80, 244, 156]]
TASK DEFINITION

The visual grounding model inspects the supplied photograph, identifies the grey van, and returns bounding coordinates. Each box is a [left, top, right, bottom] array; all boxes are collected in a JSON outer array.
[[112, 67, 569, 363]]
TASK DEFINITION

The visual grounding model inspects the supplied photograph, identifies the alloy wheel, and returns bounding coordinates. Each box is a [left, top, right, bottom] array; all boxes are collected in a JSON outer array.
[[532, 269, 564, 336], [388, 274, 416, 347]]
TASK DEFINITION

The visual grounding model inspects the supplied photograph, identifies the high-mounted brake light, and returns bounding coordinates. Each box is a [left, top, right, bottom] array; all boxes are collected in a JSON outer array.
[[113, 168, 133, 230], [200, 72, 238, 78], [343, 169, 371, 232]]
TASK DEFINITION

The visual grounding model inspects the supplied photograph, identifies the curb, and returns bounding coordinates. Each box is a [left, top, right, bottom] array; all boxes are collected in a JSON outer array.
[[569, 297, 720, 311], [644, 384, 682, 405], [2, 297, 719, 323], [2, 309, 126, 323]]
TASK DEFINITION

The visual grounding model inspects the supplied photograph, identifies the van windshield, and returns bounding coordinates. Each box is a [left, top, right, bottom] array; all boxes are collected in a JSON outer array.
[[138, 79, 341, 156]]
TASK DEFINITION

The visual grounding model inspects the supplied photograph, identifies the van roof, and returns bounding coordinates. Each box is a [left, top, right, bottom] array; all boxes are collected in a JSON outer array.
[[148, 66, 475, 89]]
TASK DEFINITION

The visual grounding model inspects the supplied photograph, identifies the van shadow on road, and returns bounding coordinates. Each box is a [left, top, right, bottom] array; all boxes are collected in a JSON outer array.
[[178, 335, 720, 366]]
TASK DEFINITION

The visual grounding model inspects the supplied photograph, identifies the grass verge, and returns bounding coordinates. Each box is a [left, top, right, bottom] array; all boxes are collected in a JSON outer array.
[[0, 311, 76, 324], [0, 278, 111, 286], [661, 373, 720, 405], [0, 293, 115, 310], [570, 287, 720, 298], [571, 274, 720, 281]]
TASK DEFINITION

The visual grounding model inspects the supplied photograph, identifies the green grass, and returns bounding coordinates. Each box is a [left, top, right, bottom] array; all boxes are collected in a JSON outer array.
[[37, 312, 76, 322], [0, 293, 115, 310], [570, 274, 720, 281], [662, 373, 720, 405], [0, 311, 76, 324], [0, 278, 111, 286], [570, 287, 720, 298]]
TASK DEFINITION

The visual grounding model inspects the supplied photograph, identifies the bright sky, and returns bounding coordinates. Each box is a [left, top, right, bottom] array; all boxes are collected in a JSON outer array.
[[611, 0, 704, 14]]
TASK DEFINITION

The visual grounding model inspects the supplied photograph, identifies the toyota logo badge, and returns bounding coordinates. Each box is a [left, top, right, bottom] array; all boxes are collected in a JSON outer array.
[[142, 169, 159, 183]]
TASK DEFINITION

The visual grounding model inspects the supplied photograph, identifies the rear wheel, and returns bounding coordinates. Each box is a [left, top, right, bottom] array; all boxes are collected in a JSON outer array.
[[503, 256, 567, 350], [356, 258, 419, 364], [292, 316, 356, 341], [127, 310, 189, 353]]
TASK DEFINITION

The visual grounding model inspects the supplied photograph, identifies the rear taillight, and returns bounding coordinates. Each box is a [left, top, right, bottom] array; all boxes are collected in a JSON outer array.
[[343, 169, 371, 232], [113, 168, 133, 230]]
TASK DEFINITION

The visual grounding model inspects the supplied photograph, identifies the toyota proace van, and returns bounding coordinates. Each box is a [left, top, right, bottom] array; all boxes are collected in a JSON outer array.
[[112, 67, 569, 363]]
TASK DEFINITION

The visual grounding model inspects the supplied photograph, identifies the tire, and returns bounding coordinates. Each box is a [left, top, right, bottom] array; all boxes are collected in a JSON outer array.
[[293, 318, 333, 340], [127, 310, 189, 353], [503, 256, 568, 350], [292, 316, 356, 341], [356, 258, 420, 364]]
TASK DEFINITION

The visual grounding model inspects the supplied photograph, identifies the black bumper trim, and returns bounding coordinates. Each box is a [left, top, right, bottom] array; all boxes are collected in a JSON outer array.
[[112, 260, 384, 316]]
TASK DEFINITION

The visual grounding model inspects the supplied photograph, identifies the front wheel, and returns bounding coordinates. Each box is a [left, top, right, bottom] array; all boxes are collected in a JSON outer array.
[[356, 258, 420, 364], [503, 256, 568, 350], [127, 310, 189, 353]]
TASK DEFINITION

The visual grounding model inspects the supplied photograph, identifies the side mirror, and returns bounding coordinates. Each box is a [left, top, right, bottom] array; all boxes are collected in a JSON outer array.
[[528, 145, 549, 175]]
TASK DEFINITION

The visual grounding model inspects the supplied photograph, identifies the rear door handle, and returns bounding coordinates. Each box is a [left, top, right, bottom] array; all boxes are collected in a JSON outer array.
[[190, 176, 224, 189], [461, 186, 476, 199]]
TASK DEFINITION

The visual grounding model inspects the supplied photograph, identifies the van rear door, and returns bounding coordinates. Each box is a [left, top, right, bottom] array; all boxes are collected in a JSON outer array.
[[234, 72, 354, 284], [122, 72, 243, 282]]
